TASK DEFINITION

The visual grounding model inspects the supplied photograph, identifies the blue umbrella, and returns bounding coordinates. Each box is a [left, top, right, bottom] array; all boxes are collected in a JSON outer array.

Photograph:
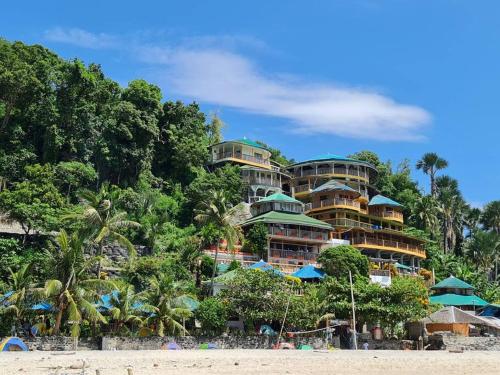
[[248, 260, 283, 276], [291, 264, 325, 280]]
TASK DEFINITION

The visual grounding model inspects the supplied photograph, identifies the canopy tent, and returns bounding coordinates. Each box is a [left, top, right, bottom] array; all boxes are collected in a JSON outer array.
[[291, 264, 325, 280], [248, 260, 283, 276], [429, 293, 488, 307], [0, 337, 28, 352], [423, 306, 488, 324]]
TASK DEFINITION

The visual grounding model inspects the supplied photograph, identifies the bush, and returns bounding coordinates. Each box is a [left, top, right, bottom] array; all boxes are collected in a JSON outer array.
[[195, 297, 228, 335], [317, 245, 369, 280]]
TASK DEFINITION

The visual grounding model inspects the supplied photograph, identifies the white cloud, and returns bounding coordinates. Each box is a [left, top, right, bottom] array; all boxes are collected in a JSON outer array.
[[44, 27, 118, 49], [45, 28, 432, 141]]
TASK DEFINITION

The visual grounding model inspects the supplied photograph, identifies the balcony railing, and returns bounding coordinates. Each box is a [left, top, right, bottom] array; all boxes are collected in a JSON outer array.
[[295, 167, 369, 179], [352, 238, 426, 257], [269, 248, 319, 261], [294, 184, 311, 193], [312, 197, 360, 210], [243, 177, 281, 187], [381, 211, 404, 221], [269, 226, 328, 241], [330, 218, 374, 230], [213, 152, 270, 166]]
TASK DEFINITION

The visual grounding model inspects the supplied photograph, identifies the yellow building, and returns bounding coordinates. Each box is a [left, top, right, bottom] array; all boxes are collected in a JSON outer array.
[[209, 138, 291, 203], [287, 154, 426, 271]]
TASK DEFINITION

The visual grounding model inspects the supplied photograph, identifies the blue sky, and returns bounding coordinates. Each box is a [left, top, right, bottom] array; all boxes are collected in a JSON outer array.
[[2, 1, 499, 206]]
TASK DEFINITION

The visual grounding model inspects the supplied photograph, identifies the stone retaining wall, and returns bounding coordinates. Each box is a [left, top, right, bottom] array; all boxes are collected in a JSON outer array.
[[101, 336, 327, 350], [441, 334, 500, 351], [20, 337, 100, 351]]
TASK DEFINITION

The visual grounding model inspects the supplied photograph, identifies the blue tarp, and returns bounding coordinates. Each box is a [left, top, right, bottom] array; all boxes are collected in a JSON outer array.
[[31, 302, 54, 311], [0, 291, 14, 306], [479, 304, 500, 318], [97, 291, 146, 312], [291, 264, 325, 280]]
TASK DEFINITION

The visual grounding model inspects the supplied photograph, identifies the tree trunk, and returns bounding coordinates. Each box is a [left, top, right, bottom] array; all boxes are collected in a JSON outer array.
[[53, 299, 65, 335], [97, 242, 104, 278], [0, 101, 14, 133], [209, 240, 220, 295], [430, 169, 436, 197]]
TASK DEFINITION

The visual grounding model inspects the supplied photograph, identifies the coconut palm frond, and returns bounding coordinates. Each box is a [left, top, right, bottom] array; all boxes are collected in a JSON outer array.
[[45, 279, 63, 297]]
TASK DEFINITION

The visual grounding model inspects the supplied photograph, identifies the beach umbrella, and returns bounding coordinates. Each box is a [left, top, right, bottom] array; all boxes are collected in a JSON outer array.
[[291, 264, 325, 280]]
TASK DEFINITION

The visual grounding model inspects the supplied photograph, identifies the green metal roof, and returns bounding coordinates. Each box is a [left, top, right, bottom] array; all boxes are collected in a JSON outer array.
[[312, 180, 359, 194], [258, 193, 302, 204], [429, 293, 488, 307], [210, 138, 269, 151], [290, 153, 375, 168], [431, 276, 475, 290], [235, 138, 268, 150], [242, 210, 332, 230], [368, 194, 403, 207], [395, 262, 412, 270]]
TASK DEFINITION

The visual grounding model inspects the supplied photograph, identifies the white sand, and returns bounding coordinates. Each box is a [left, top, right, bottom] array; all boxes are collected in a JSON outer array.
[[1, 349, 499, 375]]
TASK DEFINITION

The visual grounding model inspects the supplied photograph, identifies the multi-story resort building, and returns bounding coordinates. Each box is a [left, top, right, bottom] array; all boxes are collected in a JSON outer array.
[[240, 193, 333, 273], [208, 138, 291, 202], [206, 140, 426, 274], [287, 155, 426, 270]]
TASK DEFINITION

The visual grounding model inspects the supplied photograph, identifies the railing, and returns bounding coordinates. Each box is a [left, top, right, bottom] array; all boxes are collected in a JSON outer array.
[[296, 167, 369, 179], [312, 197, 360, 210], [213, 152, 270, 166], [352, 238, 426, 257], [369, 269, 391, 277], [330, 218, 374, 230], [294, 184, 311, 193], [269, 226, 328, 241], [381, 211, 404, 221], [269, 249, 319, 261], [243, 177, 281, 187]]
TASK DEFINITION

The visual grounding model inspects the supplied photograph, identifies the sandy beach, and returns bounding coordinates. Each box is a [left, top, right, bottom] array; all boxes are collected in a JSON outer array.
[[1, 349, 499, 375]]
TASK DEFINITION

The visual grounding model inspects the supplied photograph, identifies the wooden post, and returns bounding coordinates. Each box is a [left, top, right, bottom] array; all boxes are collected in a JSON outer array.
[[349, 270, 358, 350]]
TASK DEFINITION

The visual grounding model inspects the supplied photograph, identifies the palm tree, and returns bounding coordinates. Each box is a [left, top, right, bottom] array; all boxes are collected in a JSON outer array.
[[410, 195, 440, 237], [481, 201, 500, 234], [416, 152, 448, 197], [69, 187, 140, 277], [0, 264, 33, 327], [465, 207, 482, 237], [195, 189, 244, 294], [143, 276, 195, 336], [438, 189, 466, 254], [43, 230, 112, 336], [106, 284, 144, 336], [464, 231, 500, 279]]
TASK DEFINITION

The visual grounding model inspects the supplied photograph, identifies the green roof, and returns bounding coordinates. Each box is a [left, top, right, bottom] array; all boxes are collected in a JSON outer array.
[[213, 269, 238, 284], [312, 180, 359, 194], [258, 193, 302, 204], [235, 138, 268, 150], [429, 293, 488, 307], [290, 153, 375, 168], [431, 276, 475, 290], [368, 194, 403, 207], [242, 210, 332, 230]]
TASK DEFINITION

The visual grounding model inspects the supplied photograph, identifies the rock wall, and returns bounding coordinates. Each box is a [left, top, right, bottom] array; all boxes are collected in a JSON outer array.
[[20, 337, 100, 351], [441, 334, 500, 351], [101, 336, 327, 350]]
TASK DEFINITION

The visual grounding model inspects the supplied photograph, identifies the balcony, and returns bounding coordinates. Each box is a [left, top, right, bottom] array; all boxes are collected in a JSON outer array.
[[380, 211, 404, 223], [269, 248, 319, 261], [294, 184, 311, 194], [295, 167, 369, 180], [269, 226, 328, 242], [213, 152, 271, 168], [243, 177, 281, 188], [352, 237, 426, 258], [309, 197, 360, 211], [330, 218, 374, 230]]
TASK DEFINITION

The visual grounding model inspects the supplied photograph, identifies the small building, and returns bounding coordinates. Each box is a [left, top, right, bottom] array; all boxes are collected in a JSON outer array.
[[208, 138, 291, 203], [429, 276, 488, 311], [241, 193, 332, 273]]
